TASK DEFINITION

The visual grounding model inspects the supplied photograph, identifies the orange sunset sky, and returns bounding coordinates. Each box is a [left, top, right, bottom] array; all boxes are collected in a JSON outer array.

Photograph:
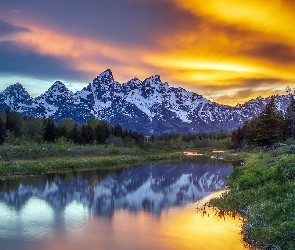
[[0, 0, 294, 106]]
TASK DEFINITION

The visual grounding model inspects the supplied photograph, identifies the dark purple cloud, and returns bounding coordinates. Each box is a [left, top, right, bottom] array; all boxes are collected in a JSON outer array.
[[239, 41, 295, 66], [1, 0, 202, 46], [0, 20, 30, 37], [0, 41, 88, 81]]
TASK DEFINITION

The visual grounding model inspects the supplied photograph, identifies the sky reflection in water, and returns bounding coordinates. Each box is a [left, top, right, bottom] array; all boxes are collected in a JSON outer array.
[[0, 156, 247, 250]]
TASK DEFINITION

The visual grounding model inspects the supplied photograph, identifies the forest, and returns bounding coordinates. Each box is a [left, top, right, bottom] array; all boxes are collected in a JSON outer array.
[[0, 107, 232, 149], [231, 96, 295, 148], [0, 109, 145, 147]]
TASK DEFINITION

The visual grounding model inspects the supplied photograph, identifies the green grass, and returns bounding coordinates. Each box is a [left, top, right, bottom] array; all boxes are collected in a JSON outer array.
[[210, 145, 295, 249], [0, 143, 181, 178]]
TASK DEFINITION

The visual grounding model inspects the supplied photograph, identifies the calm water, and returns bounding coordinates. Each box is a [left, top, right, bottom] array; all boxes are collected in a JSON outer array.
[[0, 156, 247, 250]]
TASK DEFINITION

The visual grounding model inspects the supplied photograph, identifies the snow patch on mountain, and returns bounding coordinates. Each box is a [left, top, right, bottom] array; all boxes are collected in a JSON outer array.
[[0, 69, 293, 134]]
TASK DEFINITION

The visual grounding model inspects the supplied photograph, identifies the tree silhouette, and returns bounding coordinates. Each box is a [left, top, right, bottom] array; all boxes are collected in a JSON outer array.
[[5, 108, 22, 136], [0, 118, 7, 144], [43, 118, 56, 142], [70, 122, 80, 144], [286, 85, 295, 140], [96, 121, 109, 144]]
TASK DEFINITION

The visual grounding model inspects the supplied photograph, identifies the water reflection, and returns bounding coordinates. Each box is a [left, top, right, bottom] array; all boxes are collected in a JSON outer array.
[[0, 156, 247, 250], [0, 156, 232, 216]]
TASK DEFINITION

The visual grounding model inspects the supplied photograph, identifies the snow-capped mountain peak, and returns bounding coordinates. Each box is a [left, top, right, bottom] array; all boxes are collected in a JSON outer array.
[[0, 69, 292, 134], [0, 83, 34, 113], [2, 82, 29, 97], [93, 69, 114, 85]]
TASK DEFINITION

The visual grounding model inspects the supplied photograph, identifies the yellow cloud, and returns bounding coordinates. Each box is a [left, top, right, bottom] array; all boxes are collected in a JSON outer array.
[[173, 0, 295, 41], [7, 1, 295, 106]]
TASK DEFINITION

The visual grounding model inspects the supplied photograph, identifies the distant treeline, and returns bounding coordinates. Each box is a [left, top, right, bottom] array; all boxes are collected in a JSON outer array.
[[0, 108, 232, 149], [231, 96, 295, 148], [148, 131, 231, 149], [0, 108, 144, 147]]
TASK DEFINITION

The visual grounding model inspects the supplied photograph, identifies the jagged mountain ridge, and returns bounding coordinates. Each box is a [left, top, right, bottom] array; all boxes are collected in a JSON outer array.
[[0, 69, 292, 134]]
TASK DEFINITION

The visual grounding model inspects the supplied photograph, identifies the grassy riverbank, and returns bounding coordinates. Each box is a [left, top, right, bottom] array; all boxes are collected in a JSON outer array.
[[0, 143, 181, 178], [210, 145, 295, 249]]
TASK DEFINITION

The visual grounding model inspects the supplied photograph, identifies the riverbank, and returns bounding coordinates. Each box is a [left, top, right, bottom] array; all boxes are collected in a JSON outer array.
[[183, 149, 250, 162], [0, 144, 181, 179], [210, 145, 295, 249]]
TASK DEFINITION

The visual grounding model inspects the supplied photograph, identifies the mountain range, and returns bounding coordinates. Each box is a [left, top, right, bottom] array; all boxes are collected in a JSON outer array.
[[0, 69, 292, 134]]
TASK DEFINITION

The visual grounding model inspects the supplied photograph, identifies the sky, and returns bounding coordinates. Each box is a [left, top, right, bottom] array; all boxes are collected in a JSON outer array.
[[0, 0, 294, 106]]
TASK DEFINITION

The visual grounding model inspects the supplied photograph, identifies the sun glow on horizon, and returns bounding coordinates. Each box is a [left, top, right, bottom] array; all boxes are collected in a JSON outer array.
[[0, 0, 294, 106]]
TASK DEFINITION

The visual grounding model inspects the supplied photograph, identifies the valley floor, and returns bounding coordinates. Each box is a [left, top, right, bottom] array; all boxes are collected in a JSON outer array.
[[3, 142, 292, 249]]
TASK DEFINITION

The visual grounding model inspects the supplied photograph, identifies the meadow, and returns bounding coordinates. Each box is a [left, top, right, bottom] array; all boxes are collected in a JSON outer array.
[[210, 145, 295, 249], [0, 143, 181, 178]]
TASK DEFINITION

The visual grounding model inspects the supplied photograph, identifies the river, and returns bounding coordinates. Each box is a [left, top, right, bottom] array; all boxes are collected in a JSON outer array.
[[0, 156, 247, 250]]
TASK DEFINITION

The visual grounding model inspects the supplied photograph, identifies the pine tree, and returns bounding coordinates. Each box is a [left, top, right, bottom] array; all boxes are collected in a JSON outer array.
[[43, 118, 56, 142], [253, 97, 284, 146], [285, 96, 295, 140], [70, 122, 80, 144], [244, 119, 257, 145], [5, 108, 22, 137], [231, 127, 244, 148], [80, 124, 94, 144], [113, 124, 123, 138], [0, 118, 7, 145], [96, 121, 109, 144]]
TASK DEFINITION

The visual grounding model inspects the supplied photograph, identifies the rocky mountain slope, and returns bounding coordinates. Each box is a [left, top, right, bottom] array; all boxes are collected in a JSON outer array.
[[0, 69, 291, 134]]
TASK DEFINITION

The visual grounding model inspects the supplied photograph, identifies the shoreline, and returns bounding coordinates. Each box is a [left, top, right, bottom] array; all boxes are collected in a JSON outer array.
[[209, 145, 295, 249], [0, 150, 182, 179]]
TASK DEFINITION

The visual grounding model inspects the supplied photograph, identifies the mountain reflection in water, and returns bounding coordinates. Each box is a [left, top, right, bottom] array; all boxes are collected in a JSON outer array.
[[0, 156, 232, 217], [0, 156, 249, 250]]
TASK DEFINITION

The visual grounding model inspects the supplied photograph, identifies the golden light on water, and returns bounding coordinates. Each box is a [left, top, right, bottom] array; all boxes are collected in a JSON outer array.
[[33, 193, 247, 250]]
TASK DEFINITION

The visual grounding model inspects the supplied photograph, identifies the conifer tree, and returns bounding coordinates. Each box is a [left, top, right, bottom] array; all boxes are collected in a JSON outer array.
[[5, 108, 22, 136], [231, 127, 244, 148], [96, 121, 109, 144], [243, 119, 257, 145], [285, 96, 295, 140], [80, 124, 94, 144], [70, 122, 80, 144], [43, 118, 56, 142], [0, 118, 7, 145], [113, 124, 123, 138], [253, 97, 284, 146]]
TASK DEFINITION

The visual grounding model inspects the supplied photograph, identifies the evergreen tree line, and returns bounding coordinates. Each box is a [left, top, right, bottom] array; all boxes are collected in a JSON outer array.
[[0, 108, 144, 146], [0, 107, 233, 149], [231, 96, 295, 148], [147, 131, 231, 149]]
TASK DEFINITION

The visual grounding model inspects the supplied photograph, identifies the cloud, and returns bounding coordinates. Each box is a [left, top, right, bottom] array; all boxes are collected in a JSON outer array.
[[202, 77, 289, 106], [0, 0, 200, 47], [0, 0, 294, 106], [0, 41, 88, 82], [210, 89, 255, 105], [239, 41, 295, 66], [0, 20, 30, 38], [232, 89, 254, 99]]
